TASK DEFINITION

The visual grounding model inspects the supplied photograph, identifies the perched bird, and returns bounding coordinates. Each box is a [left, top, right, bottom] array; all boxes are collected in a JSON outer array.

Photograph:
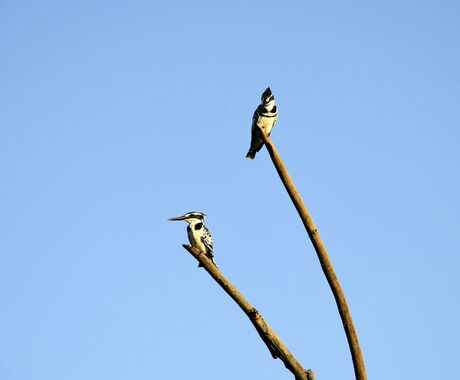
[[168, 211, 216, 267], [246, 87, 278, 159]]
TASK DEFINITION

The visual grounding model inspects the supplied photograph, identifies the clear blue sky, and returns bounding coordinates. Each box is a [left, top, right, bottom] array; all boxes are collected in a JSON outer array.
[[1, 1, 459, 379]]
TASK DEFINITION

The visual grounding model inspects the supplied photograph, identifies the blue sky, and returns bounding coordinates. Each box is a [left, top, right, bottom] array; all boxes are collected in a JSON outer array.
[[1, 1, 459, 379]]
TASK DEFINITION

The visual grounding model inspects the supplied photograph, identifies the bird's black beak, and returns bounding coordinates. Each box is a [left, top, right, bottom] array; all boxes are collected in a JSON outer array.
[[168, 215, 187, 221]]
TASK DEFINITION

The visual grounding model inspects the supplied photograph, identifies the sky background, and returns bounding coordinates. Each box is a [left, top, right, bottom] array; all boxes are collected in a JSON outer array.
[[1, 1, 459, 379]]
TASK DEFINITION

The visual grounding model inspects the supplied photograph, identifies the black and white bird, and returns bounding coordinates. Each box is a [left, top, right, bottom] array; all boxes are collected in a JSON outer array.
[[246, 87, 278, 159], [168, 211, 216, 267]]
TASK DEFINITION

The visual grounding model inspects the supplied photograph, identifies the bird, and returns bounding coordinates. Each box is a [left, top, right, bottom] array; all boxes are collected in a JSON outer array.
[[246, 87, 278, 159], [168, 211, 216, 267]]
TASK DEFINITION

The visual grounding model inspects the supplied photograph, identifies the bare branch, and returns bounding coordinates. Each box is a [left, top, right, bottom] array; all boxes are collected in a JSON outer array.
[[258, 127, 367, 380], [182, 244, 316, 380]]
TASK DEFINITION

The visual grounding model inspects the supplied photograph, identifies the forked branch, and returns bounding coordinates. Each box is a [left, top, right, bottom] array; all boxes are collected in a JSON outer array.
[[182, 244, 316, 380], [258, 127, 367, 380]]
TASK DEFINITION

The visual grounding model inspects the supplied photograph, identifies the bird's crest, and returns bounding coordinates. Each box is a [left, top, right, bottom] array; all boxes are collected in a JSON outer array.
[[261, 87, 274, 103]]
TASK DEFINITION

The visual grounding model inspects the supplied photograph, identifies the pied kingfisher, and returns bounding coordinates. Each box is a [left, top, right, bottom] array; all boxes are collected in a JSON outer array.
[[168, 211, 216, 267], [246, 87, 278, 159]]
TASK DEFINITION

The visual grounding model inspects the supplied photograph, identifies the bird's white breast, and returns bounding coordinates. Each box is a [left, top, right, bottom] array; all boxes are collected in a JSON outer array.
[[188, 226, 206, 252], [257, 115, 275, 133], [256, 109, 277, 135]]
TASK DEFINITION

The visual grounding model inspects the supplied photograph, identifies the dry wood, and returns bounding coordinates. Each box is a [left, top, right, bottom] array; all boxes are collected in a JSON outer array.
[[182, 244, 316, 380], [258, 128, 367, 380]]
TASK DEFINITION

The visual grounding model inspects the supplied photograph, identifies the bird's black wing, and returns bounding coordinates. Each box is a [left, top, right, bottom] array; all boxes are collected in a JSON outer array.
[[251, 105, 263, 132], [201, 226, 215, 265]]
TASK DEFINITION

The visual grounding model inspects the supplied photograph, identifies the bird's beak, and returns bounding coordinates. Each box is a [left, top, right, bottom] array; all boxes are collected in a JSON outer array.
[[168, 215, 187, 221]]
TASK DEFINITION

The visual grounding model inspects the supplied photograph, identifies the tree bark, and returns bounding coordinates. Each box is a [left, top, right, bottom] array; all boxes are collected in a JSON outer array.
[[182, 244, 316, 380], [258, 128, 367, 380]]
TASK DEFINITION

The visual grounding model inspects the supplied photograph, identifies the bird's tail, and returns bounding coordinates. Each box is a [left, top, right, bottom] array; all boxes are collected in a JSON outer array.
[[246, 150, 256, 159]]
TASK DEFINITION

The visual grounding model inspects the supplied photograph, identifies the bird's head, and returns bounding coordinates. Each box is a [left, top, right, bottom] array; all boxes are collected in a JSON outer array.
[[168, 211, 206, 224], [261, 87, 275, 106]]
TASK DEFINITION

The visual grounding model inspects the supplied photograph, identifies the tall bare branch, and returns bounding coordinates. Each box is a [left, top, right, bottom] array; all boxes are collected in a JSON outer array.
[[258, 128, 367, 380], [182, 244, 316, 380]]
